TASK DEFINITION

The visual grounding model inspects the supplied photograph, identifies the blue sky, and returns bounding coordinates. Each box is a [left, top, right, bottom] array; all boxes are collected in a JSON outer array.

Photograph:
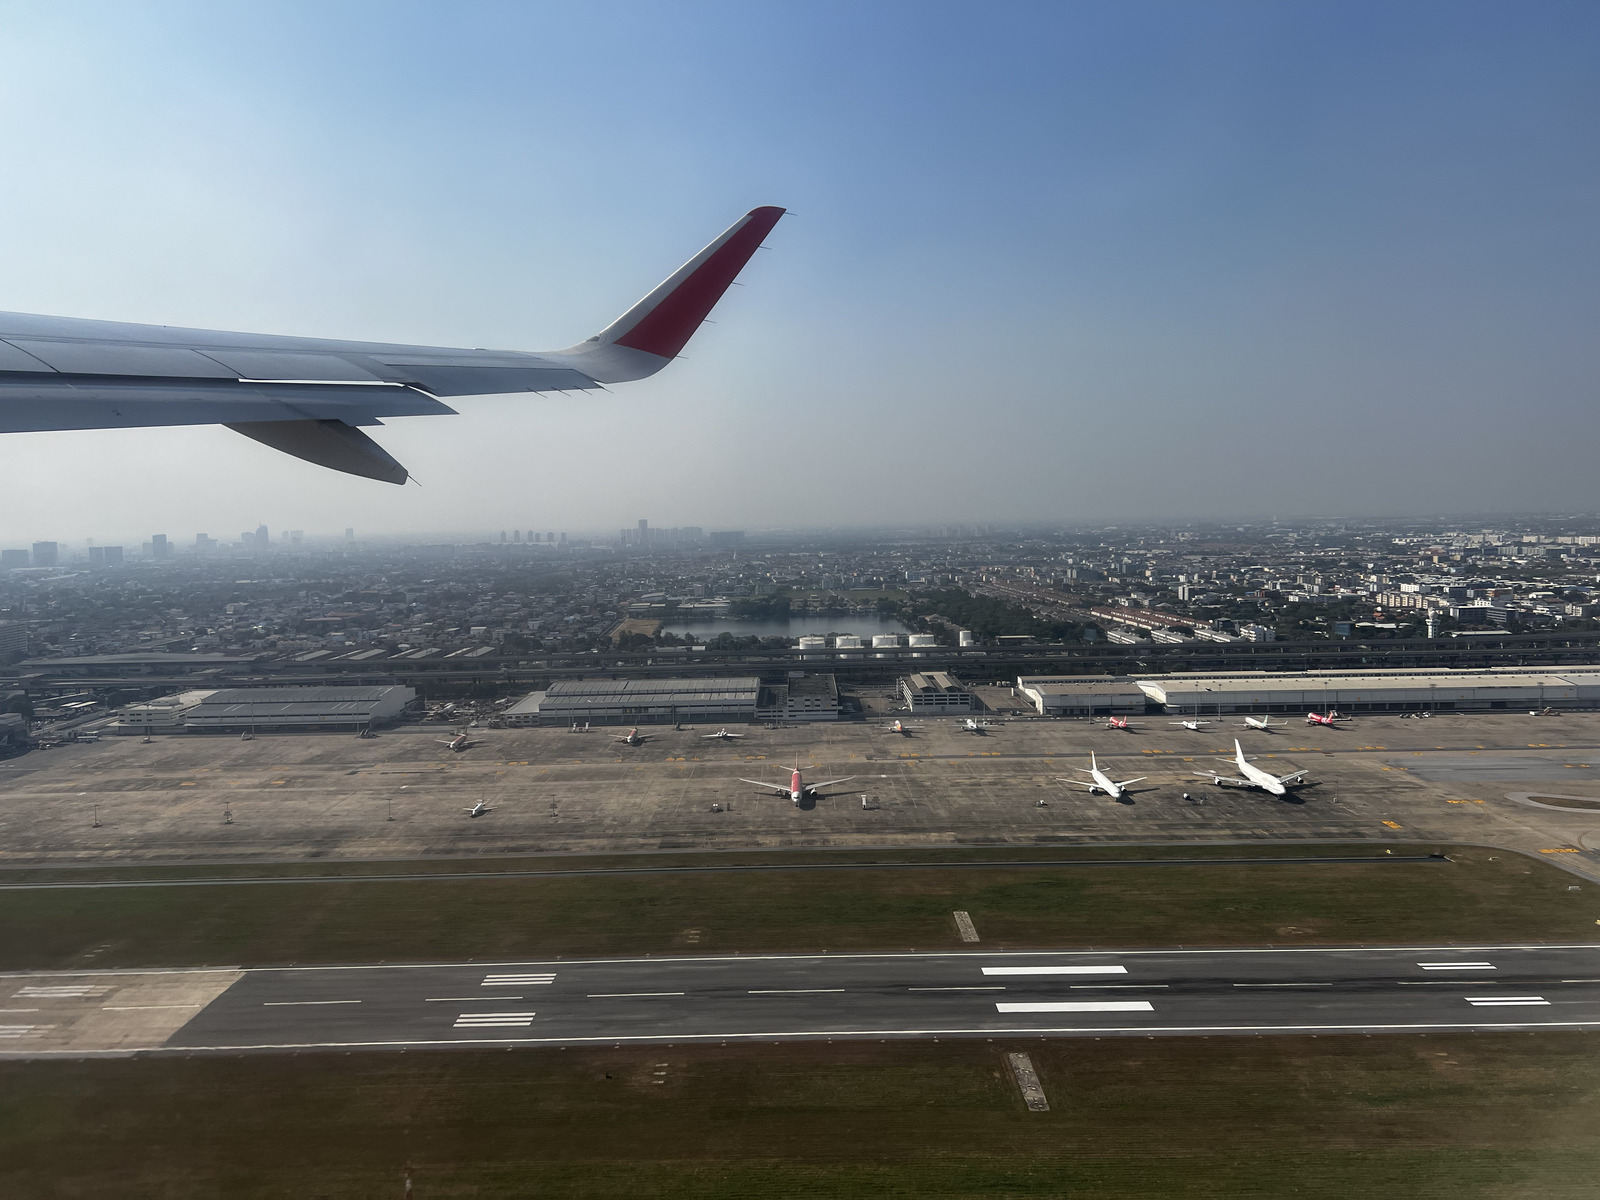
[[2, 1, 1598, 543]]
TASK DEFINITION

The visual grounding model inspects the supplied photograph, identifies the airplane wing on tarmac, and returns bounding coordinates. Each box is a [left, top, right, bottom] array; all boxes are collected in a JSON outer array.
[[0, 206, 785, 483]]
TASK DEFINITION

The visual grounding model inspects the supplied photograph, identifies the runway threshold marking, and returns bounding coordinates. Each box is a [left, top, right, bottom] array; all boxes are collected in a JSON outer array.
[[982, 966, 1127, 977], [1466, 996, 1550, 1007], [483, 973, 556, 986], [1420, 962, 1495, 970], [997, 1001, 1155, 1013]]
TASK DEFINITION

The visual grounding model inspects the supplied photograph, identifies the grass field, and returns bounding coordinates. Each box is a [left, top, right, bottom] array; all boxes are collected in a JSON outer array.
[[0, 844, 1592, 971], [4, 1034, 1599, 1197]]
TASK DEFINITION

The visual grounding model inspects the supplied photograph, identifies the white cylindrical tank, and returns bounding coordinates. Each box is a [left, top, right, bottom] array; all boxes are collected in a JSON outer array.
[[958, 630, 976, 647], [907, 633, 936, 648], [834, 635, 863, 649], [872, 634, 902, 648], [797, 636, 826, 649]]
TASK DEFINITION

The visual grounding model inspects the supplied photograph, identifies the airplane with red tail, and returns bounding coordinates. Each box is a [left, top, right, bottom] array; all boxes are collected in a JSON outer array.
[[1306, 711, 1351, 727], [739, 765, 856, 805]]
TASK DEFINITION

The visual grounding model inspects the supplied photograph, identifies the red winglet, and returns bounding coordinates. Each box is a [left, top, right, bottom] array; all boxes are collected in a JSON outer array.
[[613, 206, 785, 360]]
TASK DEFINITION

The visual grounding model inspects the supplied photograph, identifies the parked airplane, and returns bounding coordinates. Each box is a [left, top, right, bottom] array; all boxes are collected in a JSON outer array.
[[1058, 753, 1146, 801], [612, 727, 651, 747], [1305, 711, 1351, 727], [462, 799, 491, 818], [0, 207, 785, 483], [964, 718, 999, 733], [1194, 740, 1309, 797], [1236, 715, 1288, 732], [1169, 719, 1210, 731], [439, 730, 478, 752], [702, 728, 745, 740], [738, 765, 856, 805], [1106, 716, 1136, 731], [885, 720, 923, 735]]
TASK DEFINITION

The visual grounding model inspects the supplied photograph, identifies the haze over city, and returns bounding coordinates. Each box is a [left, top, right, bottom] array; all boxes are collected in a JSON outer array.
[[2, 0, 1597, 545]]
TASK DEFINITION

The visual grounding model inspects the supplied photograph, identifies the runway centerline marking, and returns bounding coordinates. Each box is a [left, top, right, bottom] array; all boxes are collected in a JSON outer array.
[[1234, 982, 1334, 988], [1420, 962, 1495, 970], [908, 986, 1006, 992], [1070, 984, 1168, 990], [997, 1001, 1155, 1013], [982, 966, 1128, 977], [587, 992, 686, 998], [1466, 996, 1549, 1006], [748, 989, 847, 995], [425, 996, 523, 1002], [263, 1000, 362, 1006]]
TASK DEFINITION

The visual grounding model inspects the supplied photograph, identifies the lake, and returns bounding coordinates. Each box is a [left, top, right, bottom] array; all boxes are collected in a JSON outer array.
[[657, 614, 913, 640]]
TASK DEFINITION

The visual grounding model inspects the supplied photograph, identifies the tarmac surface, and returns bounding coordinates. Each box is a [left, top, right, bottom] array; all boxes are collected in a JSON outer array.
[[3, 711, 1599, 879], [7, 945, 1600, 1056]]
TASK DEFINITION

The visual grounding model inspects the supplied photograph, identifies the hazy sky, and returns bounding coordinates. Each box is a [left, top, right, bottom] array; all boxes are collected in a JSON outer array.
[[2, 1, 1598, 546]]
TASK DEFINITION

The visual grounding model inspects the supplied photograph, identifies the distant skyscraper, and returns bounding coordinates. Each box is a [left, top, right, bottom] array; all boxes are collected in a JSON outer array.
[[151, 534, 170, 559], [31, 541, 58, 567], [345, 527, 354, 542], [256, 525, 269, 548], [1, 548, 31, 568], [103, 546, 123, 565], [290, 530, 303, 545]]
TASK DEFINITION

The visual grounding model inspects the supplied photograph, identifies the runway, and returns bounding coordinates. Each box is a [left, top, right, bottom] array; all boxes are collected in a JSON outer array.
[[125, 944, 1600, 1054]]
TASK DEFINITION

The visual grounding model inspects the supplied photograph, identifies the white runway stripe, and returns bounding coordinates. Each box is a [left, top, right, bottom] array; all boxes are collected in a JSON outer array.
[[996, 1001, 1155, 1013], [13, 985, 111, 998], [1466, 996, 1549, 1007], [0, 1024, 49, 1037], [482, 974, 556, 986], [982, 966, 1127, 977], [454, 1011, 536, 1028], [1420, 963, 1495, 970]]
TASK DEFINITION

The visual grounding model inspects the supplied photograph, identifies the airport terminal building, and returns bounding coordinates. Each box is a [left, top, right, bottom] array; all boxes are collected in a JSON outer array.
[[1133, 670, 1600, 714], [536, 677, 760, 726], [1017, 676, 1149, 717], [180, 686, 417, 733]]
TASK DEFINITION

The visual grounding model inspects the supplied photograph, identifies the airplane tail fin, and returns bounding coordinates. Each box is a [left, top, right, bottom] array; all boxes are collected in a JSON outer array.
[[551, 206, 785, 384], [1234, 739, 1247, 766]]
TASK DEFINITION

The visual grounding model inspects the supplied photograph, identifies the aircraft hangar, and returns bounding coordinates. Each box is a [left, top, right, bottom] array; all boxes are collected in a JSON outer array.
[[1134, 670, 1600, 714]]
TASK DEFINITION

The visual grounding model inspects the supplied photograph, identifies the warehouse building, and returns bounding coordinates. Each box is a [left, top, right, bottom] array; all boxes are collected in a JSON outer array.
[[112, 689, 218, 734], [182, 686, 417, 733], [538, 677, 759, 726], [757, 674, 840, 722], [1016, 675, 1148, 717], [503, 691, 548, 727], [1134, 670, 1593, 715], [899, 671, 974, 714]]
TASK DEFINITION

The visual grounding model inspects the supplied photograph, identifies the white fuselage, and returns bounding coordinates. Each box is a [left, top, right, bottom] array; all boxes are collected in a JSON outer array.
[[1234, 740, 1287, 796], [1087, 757, 1125, 799]]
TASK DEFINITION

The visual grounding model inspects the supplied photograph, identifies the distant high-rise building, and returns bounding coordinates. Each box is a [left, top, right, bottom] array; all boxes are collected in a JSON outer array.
[[500, 530, 507, 543], [1, 548, 30, 568], [256, 525, 269, 548], [559, 532, 567, 545], [151, 534, 170, 559], [513, 530, 522, 542], [31, 541, 58, 568], [195, 533, 215, 550], [290, 530, 304, 545], [102, 546, 123, 565], [345, 527, 354, 542], [87, 546, 105, 565]]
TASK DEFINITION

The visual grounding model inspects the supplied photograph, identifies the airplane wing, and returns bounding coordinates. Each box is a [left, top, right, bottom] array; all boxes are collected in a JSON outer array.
[[0, 206, 784, 483], [1116, 777, 1148, 787], [1277, 770, 1309, 785], [1057, 777, 1099, 789], [808, 777, 855, 790], [737, 778, 789, 791]]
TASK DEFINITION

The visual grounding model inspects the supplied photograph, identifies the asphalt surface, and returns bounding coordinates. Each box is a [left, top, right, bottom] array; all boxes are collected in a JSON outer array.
[[159, 944, 1600, 1052]]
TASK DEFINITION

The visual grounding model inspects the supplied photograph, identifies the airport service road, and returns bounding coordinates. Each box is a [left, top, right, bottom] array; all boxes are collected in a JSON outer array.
[[153, 945, 1600, 1054]]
